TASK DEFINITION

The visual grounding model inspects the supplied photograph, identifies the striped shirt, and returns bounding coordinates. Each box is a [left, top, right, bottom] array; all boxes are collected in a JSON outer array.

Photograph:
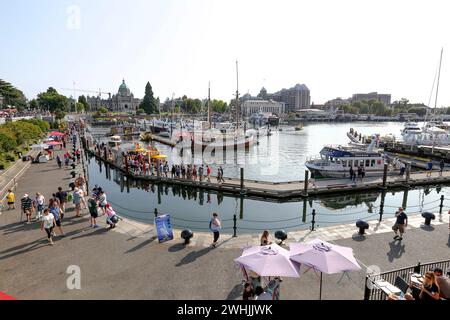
[[21, 197, 33, 210]]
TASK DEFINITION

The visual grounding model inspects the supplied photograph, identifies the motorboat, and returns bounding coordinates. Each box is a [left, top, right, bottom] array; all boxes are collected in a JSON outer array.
[[401, 122, 422, 136], [305, 137, 398, 178]]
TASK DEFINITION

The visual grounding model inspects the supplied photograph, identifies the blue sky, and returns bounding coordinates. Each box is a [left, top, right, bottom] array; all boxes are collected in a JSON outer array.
[[1, 0, 450, 106]]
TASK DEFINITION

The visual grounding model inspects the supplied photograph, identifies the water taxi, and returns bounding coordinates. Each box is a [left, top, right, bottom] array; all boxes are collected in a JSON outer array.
[[305, 139, 396, 178]]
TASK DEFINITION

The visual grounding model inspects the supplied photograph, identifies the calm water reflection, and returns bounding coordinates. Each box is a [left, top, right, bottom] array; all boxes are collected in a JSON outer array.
[[88, 157, 450, 234]]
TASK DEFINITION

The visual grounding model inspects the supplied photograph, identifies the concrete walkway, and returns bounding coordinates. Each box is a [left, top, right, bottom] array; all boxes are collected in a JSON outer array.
[[1, 150, 449, 300]]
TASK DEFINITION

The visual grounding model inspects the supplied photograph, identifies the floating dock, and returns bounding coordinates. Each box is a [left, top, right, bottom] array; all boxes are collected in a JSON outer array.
[[85, 147, 450, 200]]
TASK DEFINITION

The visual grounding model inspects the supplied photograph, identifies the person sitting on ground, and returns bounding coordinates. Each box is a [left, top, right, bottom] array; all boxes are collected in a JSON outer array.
[[242, 283, 255, 300], [260, 230, 272, 246], [419, 271, 440, 300], [433, 268, 450, 299], [105, 204, 120, 229]]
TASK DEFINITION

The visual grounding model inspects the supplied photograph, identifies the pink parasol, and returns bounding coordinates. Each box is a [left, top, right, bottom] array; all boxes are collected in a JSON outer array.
[[234, 243, 300, 278], [49, 131, 64, 137], [44, 141, 63, 146], [290, 239, 361, 299]]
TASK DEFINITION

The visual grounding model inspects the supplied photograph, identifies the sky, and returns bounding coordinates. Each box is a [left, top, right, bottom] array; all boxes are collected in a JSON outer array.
[[1, 0, 450, 106]]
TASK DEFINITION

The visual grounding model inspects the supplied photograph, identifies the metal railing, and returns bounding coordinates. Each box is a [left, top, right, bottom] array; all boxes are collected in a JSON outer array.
[[364, 259, 450, 300]]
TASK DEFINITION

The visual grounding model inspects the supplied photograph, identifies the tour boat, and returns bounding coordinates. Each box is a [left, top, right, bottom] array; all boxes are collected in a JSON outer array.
[[305, 138, 398, 178]]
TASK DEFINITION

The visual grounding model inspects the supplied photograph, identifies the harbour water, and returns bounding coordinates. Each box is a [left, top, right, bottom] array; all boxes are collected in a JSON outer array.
[[87, 121, 450, 234]]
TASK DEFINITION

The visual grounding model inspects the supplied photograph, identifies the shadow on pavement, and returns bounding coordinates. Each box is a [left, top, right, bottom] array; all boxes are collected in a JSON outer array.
[[168, 243, 186, 253], [125, 238, 155, 254], [419, 225, 435, 232], [226, 284, 243, 300], [351, 234, 367, 242], [0, 238, 48, 261], [176, 246, 214, 267], [69, 226, 109, 240], [386, 241, 406, 262]]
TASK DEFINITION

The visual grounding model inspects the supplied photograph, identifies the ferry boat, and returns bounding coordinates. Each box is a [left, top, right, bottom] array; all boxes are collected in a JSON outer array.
[[305, 138, 396, 178]]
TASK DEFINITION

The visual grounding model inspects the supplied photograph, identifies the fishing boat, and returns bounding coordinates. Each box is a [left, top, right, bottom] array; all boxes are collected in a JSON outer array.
[[305, 137, 398, 178]]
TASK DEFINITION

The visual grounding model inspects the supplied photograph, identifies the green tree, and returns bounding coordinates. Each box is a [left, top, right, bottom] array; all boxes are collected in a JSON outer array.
[[29, 99, 39, 110], [211, 99, 228, 113], [98, 107, 108, 114], [76, 102, 85, 113], [54, 109, 66, 122], [140, 82, 158, 114], [0, 79, 27, 110], [37, 87, 69, 112], [78, 95, 89, 111]]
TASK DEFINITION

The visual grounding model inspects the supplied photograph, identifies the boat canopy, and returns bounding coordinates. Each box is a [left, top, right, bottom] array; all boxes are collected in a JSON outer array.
[[321, 146, 380, 158]]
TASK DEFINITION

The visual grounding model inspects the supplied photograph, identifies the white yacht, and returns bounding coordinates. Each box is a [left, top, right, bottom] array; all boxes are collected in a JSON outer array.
[[401, 122, 422, 136], [305, 138, 397, 178]]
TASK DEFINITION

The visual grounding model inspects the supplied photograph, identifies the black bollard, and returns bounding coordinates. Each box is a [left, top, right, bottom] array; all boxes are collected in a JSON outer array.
[[439, 195, 444, 214], [310, 209, 316, 231], [233, 214, 237, 238], [154, 208, 158, 218]]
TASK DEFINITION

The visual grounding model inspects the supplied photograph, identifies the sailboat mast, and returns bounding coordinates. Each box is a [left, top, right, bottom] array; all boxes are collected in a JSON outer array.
[[235, 60, 240, 130], [208, 81, 211, 128], [434, 47, 443, 109]]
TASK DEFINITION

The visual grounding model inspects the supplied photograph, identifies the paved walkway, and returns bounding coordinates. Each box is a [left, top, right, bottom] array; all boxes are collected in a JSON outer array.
[[1, 150, 449, 300]]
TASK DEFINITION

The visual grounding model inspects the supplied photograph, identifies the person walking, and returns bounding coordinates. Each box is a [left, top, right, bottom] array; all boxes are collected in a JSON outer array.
[[34, 193, 45, 221], [21, 194, 33, 224], [427, 160, 433, 178], [6, 189, 15, 210], [40, 209, 56, 246], [349, 167, 354, 181], [219, 166, 225, 183], [357, 166, 363, 183], [56, 154, 62, 169], [206, 165, 211, 182], [49, 201, 65, 237], [209, 213, 221, 247], [392, 207, 408, 241], [55, 187, 68, 213], [439, 159, 445, 177], [72, 187, 83, 217]]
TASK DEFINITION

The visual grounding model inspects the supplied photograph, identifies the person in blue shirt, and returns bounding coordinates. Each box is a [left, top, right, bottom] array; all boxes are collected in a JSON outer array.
[[49, 201, 65, 237]]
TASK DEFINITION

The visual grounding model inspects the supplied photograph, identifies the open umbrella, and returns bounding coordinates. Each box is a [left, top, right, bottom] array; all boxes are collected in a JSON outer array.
[[30, 143, 49, 149], [290, 239, 361, 300], [49, 131, 64, 136], [234, 243, 300, 278], [44, 141, 63, 146]]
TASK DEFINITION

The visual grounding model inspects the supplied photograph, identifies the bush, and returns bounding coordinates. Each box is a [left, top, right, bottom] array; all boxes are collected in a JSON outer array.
[[0, 162, 6, 170], [5, 153, 16, 162]]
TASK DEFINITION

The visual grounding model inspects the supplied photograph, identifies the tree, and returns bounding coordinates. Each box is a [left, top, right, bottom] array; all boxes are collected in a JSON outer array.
[[76, 102, 85, 113], [54, 109, 66, 122], [29, 99, 39, 110], [140, 82, 158, 114], [78, 95, 89, 111], [211, 99, 228, 113], [0, 79, 27, 110], [37, 87, 69, 113], [98, 107, 108, 114]]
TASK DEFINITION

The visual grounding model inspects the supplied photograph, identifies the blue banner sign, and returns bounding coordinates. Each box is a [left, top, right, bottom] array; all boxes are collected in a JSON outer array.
[[155, 214, 174, 243]]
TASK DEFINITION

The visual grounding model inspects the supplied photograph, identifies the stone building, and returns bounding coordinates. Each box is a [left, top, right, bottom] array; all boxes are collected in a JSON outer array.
[[87, 79, 141, 113]]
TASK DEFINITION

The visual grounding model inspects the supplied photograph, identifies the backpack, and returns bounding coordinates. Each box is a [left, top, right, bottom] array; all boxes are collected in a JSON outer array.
[[67, 193, 73, 202]]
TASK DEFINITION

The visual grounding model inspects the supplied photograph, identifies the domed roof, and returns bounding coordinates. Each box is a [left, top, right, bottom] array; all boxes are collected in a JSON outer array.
[[118, 79, 131, 96]]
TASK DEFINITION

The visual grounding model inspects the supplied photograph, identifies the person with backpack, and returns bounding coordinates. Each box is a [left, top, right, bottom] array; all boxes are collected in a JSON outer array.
[[88, 196, 99, 228], [55, 187, 68, 213]]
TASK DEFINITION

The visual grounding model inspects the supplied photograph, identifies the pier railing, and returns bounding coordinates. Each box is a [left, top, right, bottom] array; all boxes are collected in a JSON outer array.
[[364, 259, 450, 300]]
